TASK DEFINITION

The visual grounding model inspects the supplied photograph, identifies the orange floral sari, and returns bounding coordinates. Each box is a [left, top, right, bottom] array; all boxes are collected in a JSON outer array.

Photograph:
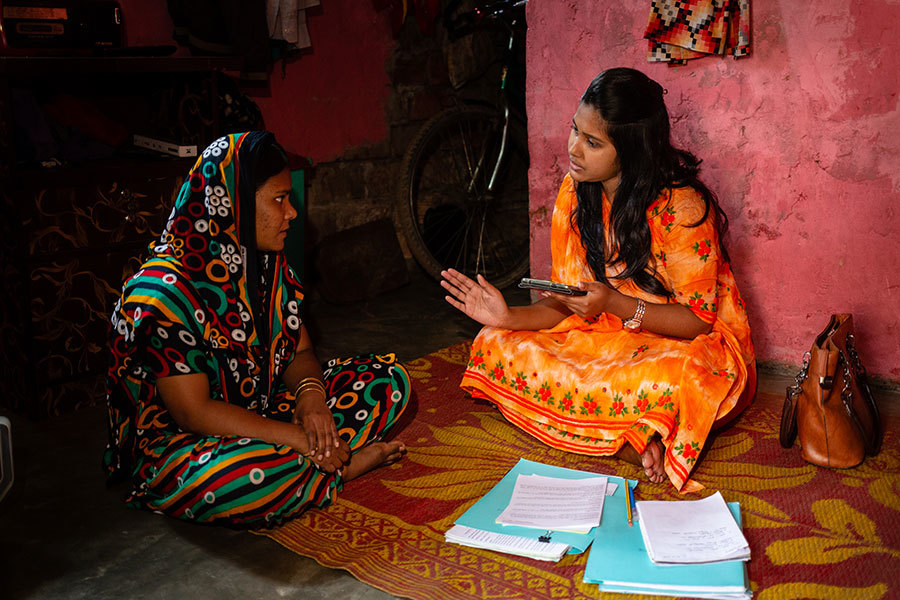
[[461, 175, 756, 491]]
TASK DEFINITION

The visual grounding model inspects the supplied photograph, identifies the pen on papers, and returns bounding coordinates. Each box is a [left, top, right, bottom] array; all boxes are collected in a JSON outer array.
[[630, 482, 638, 524], [625, 481, 633, 527]]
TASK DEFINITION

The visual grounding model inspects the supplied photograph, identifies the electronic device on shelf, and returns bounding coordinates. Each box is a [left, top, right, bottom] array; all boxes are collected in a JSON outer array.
[[0, 0, 123, 55], [133, 134, 198, 158]]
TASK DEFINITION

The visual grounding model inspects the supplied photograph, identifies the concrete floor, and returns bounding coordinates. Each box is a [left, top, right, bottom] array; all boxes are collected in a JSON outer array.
[[2, 265, 895, 599]]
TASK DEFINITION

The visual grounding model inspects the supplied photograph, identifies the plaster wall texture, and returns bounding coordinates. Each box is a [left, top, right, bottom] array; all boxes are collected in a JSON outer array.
[[524, 0, 900, 380]]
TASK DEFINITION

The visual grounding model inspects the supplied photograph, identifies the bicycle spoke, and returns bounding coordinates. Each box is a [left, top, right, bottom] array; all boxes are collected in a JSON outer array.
[[463, 176, 521, 276], [458, 120, 480, 187], [475, 205, 488, 275], [422, 206, 470, 264], [486, 217, 524, 273], [453, 203, 479, 273], [436, 129, 470, 190], [460, 122, 483, 195]]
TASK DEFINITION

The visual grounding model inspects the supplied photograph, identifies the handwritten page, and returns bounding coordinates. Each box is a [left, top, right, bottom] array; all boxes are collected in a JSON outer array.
[[635, 491, 750, 564], [496, 474, 608, 532], [445, 525, 570, 562]]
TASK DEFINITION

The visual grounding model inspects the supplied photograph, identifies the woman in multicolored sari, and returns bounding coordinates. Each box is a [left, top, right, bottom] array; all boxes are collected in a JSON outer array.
[[442, 68, 755, 492], [104, 131, 410, 526]]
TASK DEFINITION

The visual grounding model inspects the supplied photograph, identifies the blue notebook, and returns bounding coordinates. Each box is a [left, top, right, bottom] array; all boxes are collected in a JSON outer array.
[[454, 458, 633, 554], [584, 490, 750, 598]]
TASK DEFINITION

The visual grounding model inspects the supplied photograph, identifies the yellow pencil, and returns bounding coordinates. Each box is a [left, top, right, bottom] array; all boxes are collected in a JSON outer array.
[[625, 481, 633, 527]]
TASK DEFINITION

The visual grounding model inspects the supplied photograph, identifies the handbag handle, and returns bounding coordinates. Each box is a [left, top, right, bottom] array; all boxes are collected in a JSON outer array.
[[780, 327, 882, 456], [840, 334, 882, 455], [779, 351, 809, 448], [781, 313, 850, 449]]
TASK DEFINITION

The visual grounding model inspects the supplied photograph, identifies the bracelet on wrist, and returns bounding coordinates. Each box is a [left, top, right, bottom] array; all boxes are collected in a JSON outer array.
[[622, 298, 646, 332], [293, 376, 326, 399]]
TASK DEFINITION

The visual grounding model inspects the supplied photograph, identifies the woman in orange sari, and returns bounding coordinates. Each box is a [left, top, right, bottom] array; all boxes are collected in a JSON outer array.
[[441, 68, 755, 491]]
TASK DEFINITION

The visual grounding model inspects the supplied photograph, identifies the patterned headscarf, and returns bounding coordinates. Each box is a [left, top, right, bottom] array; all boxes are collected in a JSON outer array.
[[104, 132, 304, 478], [136, 131, 300, 370]]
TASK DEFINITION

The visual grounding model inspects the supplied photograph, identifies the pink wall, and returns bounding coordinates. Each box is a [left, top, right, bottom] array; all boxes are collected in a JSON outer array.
[[525, 1, 900, 381], [119, 0, 395, 163]]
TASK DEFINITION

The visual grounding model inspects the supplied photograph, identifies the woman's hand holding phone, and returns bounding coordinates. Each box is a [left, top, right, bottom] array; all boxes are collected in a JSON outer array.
[[533, 280, 621, 319], [518, 278, 587, 296]]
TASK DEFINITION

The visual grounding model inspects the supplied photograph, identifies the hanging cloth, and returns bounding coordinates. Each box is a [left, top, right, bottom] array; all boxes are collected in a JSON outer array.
[[644, 0, 751, 65], [268, 0, 321, 50]]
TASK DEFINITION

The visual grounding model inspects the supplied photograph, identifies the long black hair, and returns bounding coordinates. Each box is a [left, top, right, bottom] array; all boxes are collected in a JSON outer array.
[[572, 68, 729, 298]]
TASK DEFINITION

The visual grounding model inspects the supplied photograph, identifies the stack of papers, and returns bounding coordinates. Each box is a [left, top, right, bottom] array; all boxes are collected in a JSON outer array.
[[444, 459, 623, 562], [637, 491, 750, 564], [445, 524, 570, 562], [584, 489, 752, 600]]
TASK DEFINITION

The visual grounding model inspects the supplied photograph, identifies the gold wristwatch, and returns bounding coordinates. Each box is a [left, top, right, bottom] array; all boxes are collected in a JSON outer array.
[[623, 298, 646, 332]]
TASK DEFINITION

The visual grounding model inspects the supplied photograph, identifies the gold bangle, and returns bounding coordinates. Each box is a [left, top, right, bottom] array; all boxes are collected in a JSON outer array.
[[294, 384, 312, 398], [293, 377, 325, 398], [294, 381, 324, 396], [294, 376, 321, 389], [297, 384, 326, 399], [295, 378, 323, 390]]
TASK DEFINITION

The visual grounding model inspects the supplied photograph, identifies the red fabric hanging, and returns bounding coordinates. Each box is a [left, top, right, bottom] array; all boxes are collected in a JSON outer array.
[[644, 0, 751, 65]]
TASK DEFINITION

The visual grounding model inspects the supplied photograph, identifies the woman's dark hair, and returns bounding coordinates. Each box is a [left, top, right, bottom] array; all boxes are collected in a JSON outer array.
[[250, 135, 289, 193], [572, 67, 729, 297]]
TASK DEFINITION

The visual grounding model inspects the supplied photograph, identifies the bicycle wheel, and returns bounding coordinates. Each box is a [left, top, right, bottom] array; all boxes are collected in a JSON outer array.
[[396, 104, 530, 289]]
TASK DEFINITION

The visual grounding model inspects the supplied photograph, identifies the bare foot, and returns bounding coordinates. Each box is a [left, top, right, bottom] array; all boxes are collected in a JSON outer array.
[[615, 437, 667, 484], [640, 437, 666, 484], [341, 440, 406, 482]]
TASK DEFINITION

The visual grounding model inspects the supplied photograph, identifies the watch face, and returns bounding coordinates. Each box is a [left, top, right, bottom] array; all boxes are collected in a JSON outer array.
[[624, 320, 639, 330]]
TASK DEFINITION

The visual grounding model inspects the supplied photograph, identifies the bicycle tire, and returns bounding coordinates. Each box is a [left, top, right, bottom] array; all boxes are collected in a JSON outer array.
[[395, 105, 530, 289]]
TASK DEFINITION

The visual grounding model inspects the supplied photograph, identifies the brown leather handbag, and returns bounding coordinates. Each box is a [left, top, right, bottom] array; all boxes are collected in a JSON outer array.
[[779, 314, 882, 467]]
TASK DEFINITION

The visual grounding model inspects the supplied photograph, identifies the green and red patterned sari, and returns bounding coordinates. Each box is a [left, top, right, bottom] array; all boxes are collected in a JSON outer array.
[[103, 132, 409, 526]]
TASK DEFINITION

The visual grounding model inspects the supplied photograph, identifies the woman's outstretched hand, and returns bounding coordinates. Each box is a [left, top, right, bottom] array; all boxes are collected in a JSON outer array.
[[441, 269, 510, 328]]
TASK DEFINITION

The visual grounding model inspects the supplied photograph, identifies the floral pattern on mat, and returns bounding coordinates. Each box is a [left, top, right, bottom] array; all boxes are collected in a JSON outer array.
[[255, 342, 900, 600]]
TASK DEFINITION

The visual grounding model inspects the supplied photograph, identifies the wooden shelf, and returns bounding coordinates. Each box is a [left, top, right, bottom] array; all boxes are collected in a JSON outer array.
[[0, 55, 243, 76], [0, 55, 237, 176], [1, 155, 195, 187]]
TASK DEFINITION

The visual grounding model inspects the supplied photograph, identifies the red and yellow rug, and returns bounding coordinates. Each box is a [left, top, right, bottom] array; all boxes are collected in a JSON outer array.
[[256, 342, 900, 600]]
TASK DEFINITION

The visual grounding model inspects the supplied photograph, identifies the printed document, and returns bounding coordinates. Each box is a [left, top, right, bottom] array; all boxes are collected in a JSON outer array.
[[496, 473, 608, 532], [445, 525, 570, 561]]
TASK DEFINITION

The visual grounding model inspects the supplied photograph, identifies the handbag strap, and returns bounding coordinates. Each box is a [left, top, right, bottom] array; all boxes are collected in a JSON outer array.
[[779, 351, 810, 448], [839, 334, 882, 455]]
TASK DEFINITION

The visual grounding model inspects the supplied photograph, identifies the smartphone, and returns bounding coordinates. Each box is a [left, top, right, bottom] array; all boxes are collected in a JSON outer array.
[[518, 278, 587, 296]]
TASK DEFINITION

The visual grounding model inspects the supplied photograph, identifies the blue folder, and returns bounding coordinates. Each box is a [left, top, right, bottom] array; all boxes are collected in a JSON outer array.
[[584, 490, 750, 597], [454, 458, 634, 554]]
